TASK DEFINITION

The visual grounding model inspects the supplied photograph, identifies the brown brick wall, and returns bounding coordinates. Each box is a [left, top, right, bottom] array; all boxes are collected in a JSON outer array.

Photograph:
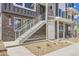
[[2, 13, 36, 41], [2, 13, 15, 41], [29, 24, 46, 40]]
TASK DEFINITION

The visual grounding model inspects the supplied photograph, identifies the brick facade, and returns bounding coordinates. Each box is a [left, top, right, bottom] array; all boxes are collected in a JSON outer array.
[[2, 13, 36, 41]]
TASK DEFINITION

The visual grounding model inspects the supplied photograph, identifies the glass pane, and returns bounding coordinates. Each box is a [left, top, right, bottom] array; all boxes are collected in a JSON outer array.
[[16, 3, 23, 6], [24, 3, 34, 9], [59, 31, 63, 38], [22, 19, 27, 26], [59, 9, 62, 17], [55, 3, 58, 16], [67, 3, 73, 7], [15, 18, 21, 30]]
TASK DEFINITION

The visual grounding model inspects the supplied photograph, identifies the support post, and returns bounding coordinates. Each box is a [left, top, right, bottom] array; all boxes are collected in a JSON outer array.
[[46, 3, 48, 40], [63, 22, 65, 39], [57, 21, 59, 40]]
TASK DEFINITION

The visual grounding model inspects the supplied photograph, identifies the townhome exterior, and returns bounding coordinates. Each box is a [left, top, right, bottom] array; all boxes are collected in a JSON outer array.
[[0, 3, 46, 42], [0, 3, 78, 44], [47, 3, 78, 40]]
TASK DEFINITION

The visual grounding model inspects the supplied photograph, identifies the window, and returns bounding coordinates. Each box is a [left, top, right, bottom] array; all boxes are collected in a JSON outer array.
[[15, 3, 23, 6], [65, 11, 68, 19], [26, 20, 31, 30], [59, 31, 63, 38], [50, 6, 52, 9], [24, 3, 34, 9], [14, 3, 36, 11], [62, 11, 64, 17], [22, 18, 28, 26], [59, 23, 63, 38], [72, 15, 74, 21], [59, 9, 62, 17], [14, 17, 22, 30], [65, 3, 67, 8], [55, 3, 58, 16], [68, 15, 71, 19], [67, 3, 74, 7], [59, 25, 63, 31]]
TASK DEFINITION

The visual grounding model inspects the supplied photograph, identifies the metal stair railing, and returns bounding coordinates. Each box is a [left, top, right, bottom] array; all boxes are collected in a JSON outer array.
[[15, 14, 45, 40], [15, 19, 39, 39]]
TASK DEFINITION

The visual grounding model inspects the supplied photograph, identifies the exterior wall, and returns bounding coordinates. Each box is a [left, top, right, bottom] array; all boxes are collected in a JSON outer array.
[[47, 3, 75, 40], [47, 20, 55, 39], [1, 3, 36, 17], [55, 3, 74, 21], [0, 4, 1, 12], [2, 13, 15, 41], [48, 3, 55, 16], [1, 3, 46, 41], [2, 12, 36, 41], [1, 3, 76, 41], [1, 3, 37, 41]]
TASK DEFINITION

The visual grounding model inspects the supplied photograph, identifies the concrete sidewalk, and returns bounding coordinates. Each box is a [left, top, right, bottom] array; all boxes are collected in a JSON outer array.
[[5, 42, 79, 56], [45, 43, 79, 56], [4, 41, 19, 47], [7, 46, 34, 56]]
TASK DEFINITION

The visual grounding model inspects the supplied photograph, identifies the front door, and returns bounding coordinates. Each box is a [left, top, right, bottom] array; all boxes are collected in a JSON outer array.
[[39, 4, 45, 20]]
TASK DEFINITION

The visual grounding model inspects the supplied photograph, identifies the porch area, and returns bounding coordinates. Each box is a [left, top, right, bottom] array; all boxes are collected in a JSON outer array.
[[47, 17, 75, 40]]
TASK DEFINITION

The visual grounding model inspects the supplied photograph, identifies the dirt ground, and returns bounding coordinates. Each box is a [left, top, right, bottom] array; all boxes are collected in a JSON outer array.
[[23, 38, 79, 56], [23, 40, 71, 55]]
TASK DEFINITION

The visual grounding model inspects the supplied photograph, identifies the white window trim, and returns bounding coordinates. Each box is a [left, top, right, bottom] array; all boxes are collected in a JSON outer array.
[[13, 3, 36, 11]]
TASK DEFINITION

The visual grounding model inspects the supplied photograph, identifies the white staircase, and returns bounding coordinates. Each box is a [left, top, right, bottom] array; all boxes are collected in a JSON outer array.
[[15, 20, 46, 44]]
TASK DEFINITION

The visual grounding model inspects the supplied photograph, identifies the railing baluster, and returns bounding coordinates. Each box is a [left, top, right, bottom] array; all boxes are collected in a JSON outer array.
[[15, 14, 45, 40]]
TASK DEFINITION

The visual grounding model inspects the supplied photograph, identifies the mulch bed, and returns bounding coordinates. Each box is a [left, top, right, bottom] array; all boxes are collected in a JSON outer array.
[[23, 40, 72, 56]]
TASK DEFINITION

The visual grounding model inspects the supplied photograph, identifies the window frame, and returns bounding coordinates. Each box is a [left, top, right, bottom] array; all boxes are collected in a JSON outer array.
[[15, 3, 23, 6], [14, 17, 22, 31], [14, 3, 36, 11]]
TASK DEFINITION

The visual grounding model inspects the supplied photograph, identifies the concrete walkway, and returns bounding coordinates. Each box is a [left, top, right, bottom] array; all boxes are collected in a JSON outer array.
[[45, 43, 79, 56], [5, 42, 79, 56], [7, 46, 34, 56], [4, 41, 19, 47]]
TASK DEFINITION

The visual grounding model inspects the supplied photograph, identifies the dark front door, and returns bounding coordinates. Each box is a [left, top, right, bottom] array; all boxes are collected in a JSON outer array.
[[40, 5, 45, 14], [39, 5, 45, 20]]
